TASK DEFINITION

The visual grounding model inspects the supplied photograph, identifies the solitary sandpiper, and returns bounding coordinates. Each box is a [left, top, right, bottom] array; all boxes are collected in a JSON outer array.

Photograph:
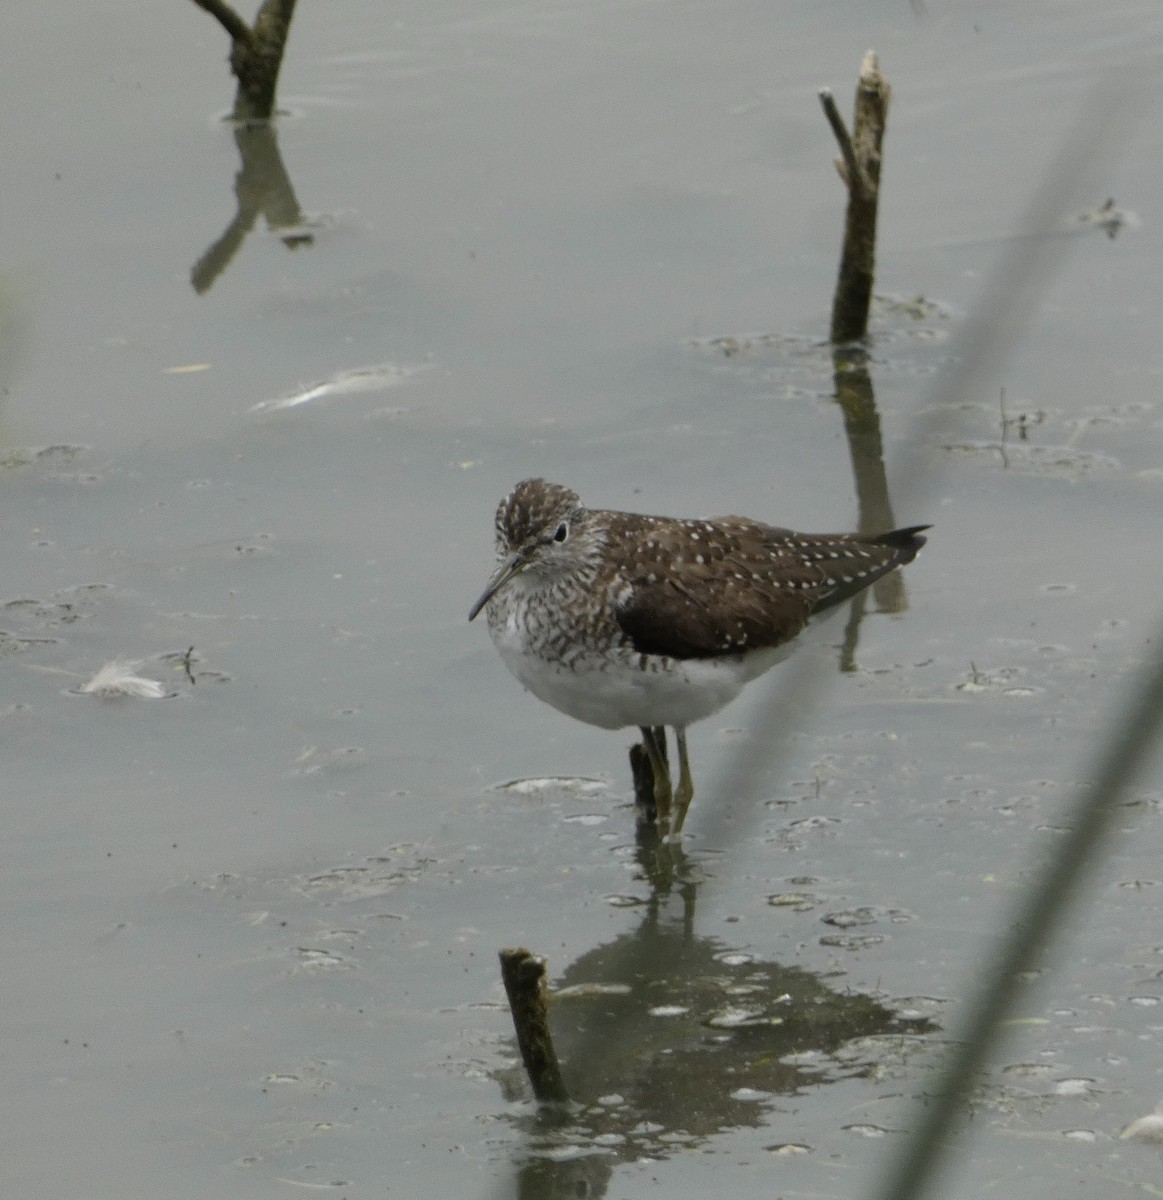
[[469, 479, 928, 835]]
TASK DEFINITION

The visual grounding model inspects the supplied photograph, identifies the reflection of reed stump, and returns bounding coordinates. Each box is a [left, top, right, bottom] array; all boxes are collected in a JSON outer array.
[[191, 121, 307, 294], [830, 349, 911, 672], [820, 51, 891, 343], [832, 350, 907, 615]]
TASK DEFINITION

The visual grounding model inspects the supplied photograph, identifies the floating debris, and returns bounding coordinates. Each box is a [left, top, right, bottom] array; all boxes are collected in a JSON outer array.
[[77, 659, 168, 699], [1120, 1103, 1163, 1143], [714, 951, 755, 967], [493, 776, 607, 796], [554, 982, 632, 1000], [1, 444, 87, 469], [843, 1122, 890, 1138], [704, 1006, 781, 1029], [249, 361, 431, 414], [767, 891, 818, 912], [1076, 197, 1138, 239]]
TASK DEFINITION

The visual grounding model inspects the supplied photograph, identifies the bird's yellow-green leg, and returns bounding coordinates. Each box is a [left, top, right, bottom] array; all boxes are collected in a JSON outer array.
[[638, 725, 673, 828], [671, 729, 695, 836]]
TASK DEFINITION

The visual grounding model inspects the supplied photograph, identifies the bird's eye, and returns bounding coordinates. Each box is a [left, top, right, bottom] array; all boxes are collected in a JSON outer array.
[[553, 522, 569, 543]]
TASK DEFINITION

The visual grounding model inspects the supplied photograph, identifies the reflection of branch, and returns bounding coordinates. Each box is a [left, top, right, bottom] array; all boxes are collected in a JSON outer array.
[[821, 51, 891, 343], [191, 121, 308, 294], [832, 348, 898, 537], [839, 587, 868, 674], [191, 0, 298, 121], [831, 346, 910, 667]]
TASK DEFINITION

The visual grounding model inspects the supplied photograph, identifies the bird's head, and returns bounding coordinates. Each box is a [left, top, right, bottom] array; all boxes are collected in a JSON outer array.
[[468, 479, 593, 620]]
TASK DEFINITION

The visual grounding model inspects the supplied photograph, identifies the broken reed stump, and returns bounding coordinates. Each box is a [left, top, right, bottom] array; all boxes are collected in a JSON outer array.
[[498, 948, 569, 1104], [629, 727, 669, 820], [629, 741, 656, 818], [820, 51, 892, 343], [191, 0, 299, 122]]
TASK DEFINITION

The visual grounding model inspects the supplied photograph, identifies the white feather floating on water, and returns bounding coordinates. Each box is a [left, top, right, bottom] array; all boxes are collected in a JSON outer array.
[[1120, 1102, 1163, 1143], [249, 361, 431, 414], [78, 659, 168, 699]]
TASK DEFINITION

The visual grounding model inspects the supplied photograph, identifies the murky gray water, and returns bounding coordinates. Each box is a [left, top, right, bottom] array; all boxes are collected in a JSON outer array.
[[3, 3, 1163, 1197]]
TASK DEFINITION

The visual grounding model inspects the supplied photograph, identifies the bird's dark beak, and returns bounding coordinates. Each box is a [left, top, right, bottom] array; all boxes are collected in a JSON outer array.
[[468, 550, 526, 621]]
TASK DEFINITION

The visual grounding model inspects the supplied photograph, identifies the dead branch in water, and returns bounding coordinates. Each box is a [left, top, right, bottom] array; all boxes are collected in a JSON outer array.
[[820, 51, 891, 343], [498, 948, 569, 1104], [192, 0, 298, 122]]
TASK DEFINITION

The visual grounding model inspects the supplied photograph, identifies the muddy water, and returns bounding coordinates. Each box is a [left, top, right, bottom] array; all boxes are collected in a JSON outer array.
[[2, 3, 1162, 1198]]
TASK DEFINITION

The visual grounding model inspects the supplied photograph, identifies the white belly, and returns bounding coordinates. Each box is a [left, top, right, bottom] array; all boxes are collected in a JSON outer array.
[[489, 611, 792, 731]]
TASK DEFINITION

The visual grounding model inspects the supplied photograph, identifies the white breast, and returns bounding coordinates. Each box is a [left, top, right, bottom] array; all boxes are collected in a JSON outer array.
[[489, 609, 791, 731]]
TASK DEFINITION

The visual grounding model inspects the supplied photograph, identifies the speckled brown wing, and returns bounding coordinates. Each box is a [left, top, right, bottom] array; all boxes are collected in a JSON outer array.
[[801, 525, 929, 614], [607, 515, 824, 660], [608, 514, 928, 661]]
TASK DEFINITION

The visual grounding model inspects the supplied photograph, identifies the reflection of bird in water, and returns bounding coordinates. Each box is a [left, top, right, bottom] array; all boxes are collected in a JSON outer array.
[[497, 832, 936, 1194], [471, 478, 928, 834]]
